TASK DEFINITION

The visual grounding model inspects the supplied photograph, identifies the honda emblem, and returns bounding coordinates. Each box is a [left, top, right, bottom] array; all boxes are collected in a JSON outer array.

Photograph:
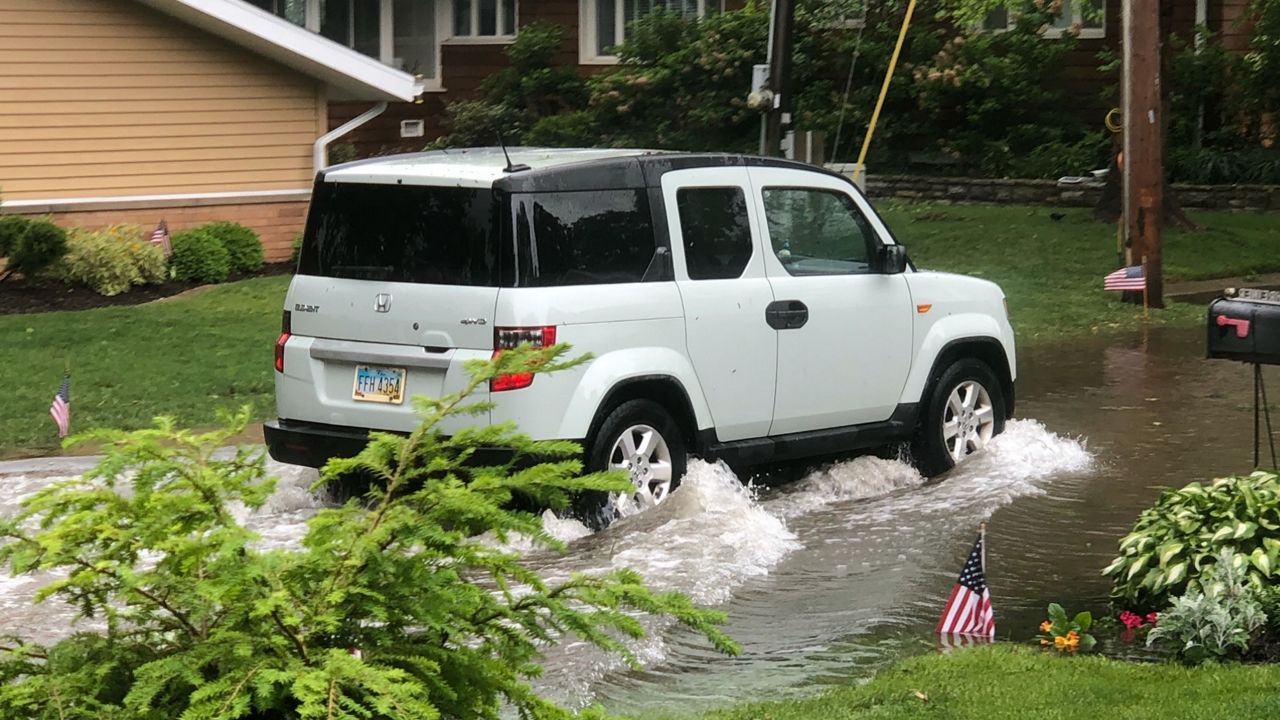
[[374, 293, 392, 313]]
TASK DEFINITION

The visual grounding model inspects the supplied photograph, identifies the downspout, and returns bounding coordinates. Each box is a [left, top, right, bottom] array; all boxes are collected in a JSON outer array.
[[313, 101, 388, 173]]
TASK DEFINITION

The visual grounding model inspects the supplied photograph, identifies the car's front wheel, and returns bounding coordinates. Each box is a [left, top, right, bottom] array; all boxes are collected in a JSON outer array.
[[912, 359, 1006, 477], [579, 399, 687, 529]]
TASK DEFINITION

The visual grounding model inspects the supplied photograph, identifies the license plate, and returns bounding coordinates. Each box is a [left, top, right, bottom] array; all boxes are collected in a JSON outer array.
[[352, 365, 406, 404]]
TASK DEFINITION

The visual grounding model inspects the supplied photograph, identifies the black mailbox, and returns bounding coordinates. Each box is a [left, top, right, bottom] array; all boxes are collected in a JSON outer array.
[[1207, 291, 1280, 365]]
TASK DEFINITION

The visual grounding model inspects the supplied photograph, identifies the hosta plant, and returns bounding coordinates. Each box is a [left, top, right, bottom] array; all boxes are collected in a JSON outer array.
[[1147, 549, 1267, 664], [1103, 471, 1280, 610], [0, 344, 738, 719]]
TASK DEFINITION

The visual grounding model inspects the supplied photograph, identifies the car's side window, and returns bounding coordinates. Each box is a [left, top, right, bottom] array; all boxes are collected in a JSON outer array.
[[677, 187, 754, 280], [761, 187, 876, 276]]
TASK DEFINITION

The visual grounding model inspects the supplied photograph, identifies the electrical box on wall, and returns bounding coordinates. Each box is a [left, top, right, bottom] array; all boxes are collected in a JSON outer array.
[[400, 120, 425, 138]]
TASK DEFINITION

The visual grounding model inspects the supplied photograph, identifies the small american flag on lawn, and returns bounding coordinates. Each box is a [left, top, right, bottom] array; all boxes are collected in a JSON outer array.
[[49, 374, 70, 439], [1103, 264, 1146, 292], [936, 533, 995, 638], [150, 220, 172, 257]]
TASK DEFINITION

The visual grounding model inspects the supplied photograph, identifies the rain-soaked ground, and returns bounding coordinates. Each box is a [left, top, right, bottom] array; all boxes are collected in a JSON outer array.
[[0, 325, 1270, 714]]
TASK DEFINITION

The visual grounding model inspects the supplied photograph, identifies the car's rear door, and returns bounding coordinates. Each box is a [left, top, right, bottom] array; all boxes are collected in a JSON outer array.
[[663, 167, 777, 441], [278, 180, 501, 433]]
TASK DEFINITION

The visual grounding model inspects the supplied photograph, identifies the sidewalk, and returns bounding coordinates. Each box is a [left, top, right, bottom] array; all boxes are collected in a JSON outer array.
[[1166, 272, 1280, 304]]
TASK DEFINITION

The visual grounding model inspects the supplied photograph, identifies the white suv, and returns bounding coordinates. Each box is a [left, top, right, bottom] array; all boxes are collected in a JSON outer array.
[[267, 148, 1015, 516]]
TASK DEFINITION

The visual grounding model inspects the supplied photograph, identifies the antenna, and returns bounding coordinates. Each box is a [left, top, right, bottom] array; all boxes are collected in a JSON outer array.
[[495, 130, 530, 173]]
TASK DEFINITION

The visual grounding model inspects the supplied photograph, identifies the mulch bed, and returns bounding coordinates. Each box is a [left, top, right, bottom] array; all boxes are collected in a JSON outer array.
[[0, 263, 294, 316]]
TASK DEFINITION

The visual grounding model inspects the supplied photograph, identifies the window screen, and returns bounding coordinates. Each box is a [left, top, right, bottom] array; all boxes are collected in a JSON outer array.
[[512, 190, 658, 286], [677, 187, 753, 280]]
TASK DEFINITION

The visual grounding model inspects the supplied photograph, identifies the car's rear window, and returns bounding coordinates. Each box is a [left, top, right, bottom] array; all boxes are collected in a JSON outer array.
[[511, 190, 660, 287], [298, 181, 502, 286]]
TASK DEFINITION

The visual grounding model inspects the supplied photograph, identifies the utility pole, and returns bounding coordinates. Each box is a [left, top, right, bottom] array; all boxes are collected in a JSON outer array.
[[762, 0, 796, 157], [1123, 0, 1164, 308]]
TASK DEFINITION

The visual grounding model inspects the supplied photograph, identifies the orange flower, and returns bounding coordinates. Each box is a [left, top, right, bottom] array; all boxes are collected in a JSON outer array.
[[1039, 621, 1052, 632], [1054, 636, 1068, 649]]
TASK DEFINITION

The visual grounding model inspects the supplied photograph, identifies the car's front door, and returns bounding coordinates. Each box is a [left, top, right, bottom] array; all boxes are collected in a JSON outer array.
[[663, 167, 777, 442], [746, 167, 914, 435]]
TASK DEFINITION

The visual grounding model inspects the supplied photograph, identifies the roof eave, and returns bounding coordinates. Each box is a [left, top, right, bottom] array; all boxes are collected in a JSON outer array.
[[133, 0, 423, 102]]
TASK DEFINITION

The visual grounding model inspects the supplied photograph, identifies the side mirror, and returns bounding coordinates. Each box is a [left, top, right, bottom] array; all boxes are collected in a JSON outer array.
[[877, 244, 908, 274]]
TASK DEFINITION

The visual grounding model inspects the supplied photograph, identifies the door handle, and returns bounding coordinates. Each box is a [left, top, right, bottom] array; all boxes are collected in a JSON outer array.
[[766, 300, 809, 330]]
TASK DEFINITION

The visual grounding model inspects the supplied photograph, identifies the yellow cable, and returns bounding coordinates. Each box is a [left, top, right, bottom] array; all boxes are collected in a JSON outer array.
[[854, 0, 917, 186], [1105, 108, 1123, 134]]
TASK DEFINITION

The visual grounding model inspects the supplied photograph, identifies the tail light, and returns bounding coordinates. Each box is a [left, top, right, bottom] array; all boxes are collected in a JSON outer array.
[[275, 310, 291, 373], [491, 325, 556, 392]]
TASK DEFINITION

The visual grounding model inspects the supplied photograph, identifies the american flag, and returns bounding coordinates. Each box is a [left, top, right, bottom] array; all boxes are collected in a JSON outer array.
[[150, 220, 172, 257], [936, 533, 995, 637], [1103, 264, 1146, 292], [49, 374, 70, 439]]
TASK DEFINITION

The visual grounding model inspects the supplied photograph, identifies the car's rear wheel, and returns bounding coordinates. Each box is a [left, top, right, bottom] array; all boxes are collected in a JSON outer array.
[[912, 359, 1006, 477], [579, 399, 687, 529]]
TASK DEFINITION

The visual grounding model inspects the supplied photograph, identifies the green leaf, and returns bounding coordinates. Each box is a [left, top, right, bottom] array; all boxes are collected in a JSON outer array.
[[1126, 553, 1153, 581], [1072, 611, 1093, 631], [1211, 525, 1235, 543], [1250, 547, 1273, 577], [1048, 602, 1068, 625], [1157, 542, 1185, 567], [1233, 521, 1259, 540], [1164, 561, 1188, 587]]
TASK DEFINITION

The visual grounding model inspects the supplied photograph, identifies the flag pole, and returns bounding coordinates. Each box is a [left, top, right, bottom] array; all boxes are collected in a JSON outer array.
[[979, 521, 987, 577]]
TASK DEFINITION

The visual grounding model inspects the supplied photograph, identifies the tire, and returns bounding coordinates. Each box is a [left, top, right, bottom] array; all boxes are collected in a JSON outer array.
[[911, 358, 1006, 477], [577, 399, 687, 529]]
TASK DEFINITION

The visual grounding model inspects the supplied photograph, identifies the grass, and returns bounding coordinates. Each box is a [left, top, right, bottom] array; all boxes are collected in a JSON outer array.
[[0, 276, 289, 458], [692, 645, 1280, 720], [877, 204, 1280, 342], [2, 204, 1278, 457]]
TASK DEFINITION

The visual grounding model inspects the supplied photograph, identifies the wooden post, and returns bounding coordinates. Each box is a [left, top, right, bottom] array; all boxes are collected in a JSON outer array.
[[762, 0, 796, 157], [1123, 0, 1164, 308]]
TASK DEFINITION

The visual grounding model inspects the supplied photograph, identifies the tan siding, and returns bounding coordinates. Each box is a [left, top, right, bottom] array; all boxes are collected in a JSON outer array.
[[0, 0, 323, 201]]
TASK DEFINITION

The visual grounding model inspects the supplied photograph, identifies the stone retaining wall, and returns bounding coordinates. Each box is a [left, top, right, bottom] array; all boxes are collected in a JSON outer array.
[[859, 174, 1280, 211]]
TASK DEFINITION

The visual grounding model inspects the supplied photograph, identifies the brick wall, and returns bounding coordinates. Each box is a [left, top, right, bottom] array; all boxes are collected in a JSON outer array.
[[861, 174, 1280, 211], [4, 197, 308, 263]]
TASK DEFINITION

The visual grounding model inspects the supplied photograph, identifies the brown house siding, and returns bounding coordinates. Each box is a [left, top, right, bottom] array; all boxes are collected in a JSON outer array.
[[331, 0, 582, 156]]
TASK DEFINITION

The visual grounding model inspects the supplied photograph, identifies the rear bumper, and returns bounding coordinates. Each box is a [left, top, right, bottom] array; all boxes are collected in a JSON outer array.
[[264, 419, 526, 468], [265, 419, 371, 468]]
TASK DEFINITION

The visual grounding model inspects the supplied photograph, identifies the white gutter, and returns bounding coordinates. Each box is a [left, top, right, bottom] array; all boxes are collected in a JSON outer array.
[[314, 102, 388, 174]]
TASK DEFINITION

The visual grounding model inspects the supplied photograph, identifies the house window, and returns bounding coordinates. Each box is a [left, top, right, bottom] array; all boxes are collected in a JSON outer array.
[[451, 0, 517, 40], [245, 0, 444, 83], [581, 0, 724, 63], [984, 0, 1105, 39]]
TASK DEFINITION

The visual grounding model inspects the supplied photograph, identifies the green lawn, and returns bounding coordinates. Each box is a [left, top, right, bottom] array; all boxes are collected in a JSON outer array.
[[0, 276, 289, 458], [2, 204, 1278, 457], [877, 204, 1280, 342], [692, 645, 1280, 720]]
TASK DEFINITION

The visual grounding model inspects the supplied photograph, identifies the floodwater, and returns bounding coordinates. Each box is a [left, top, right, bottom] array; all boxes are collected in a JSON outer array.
[[0, 326, 1269, 714]]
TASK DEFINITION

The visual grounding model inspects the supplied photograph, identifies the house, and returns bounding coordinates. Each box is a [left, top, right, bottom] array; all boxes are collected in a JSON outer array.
[[0, 0, 423, 261], [242, 0, 743, 157]]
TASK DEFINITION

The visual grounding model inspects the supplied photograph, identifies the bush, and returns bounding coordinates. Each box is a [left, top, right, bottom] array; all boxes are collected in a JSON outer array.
[[290, 231, 304, 265], [57, 225, 168, 296], [169, 228, 230, 284], [0, 215, 30, 258], [3, 218, 68, 281], [1103, 471, 1280, 610], [0, 346, 736, 718], [1147, 549, 1268, 663], [199, 221, 263, 273], [434, 22, 589, 148]]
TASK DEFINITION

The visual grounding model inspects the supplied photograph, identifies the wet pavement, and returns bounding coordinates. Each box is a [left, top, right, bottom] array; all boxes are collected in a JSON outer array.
[[0, 325, 1269, 714]]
